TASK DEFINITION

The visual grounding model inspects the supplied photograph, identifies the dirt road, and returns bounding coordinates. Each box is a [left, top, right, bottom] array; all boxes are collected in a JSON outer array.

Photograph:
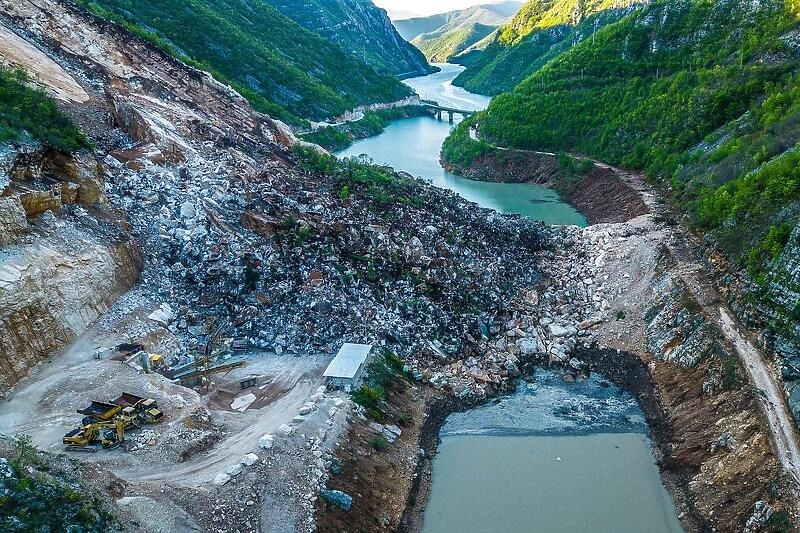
[[720, 308, 800, 487], [0, 313, 331, 488]]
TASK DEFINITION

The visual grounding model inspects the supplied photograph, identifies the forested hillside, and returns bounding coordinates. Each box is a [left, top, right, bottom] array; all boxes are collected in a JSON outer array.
[[443, 0, 800, 380], [76, 0, 413, 123], [264, 0, 433, 78], [452, 0, 645, 94]]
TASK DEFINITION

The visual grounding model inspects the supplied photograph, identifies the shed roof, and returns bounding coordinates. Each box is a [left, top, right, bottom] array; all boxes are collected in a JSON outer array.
[[323, 343, 373, 379]]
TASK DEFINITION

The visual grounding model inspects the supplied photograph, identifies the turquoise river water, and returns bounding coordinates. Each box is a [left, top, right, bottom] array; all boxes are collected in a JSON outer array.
[[337, 64, 587, 227]]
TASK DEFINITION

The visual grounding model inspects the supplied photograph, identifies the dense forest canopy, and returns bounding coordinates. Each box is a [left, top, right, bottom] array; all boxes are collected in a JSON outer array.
[[445, 0, 800, 279], [452, 0, 646, 94]]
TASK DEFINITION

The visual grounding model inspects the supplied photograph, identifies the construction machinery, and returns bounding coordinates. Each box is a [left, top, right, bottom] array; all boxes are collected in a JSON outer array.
[[63, 419, 126, 452], [77, 401, 122, 426], [166, 320, 248, 392], [174, 359, 248, 388], [63, 392, 164, 452], [109, 393, 164, 424]]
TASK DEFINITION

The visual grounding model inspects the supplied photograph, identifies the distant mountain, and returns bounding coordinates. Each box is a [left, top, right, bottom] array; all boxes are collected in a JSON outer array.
[[394, 2, 523, 63], [452, 0, 645, 94], [72, 0, 416, 123], [265, 0, 435, 78]]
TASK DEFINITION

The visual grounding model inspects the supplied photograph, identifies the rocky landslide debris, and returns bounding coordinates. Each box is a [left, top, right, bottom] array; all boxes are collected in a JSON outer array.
[[406, 223, 629, 400], [102, 135, 550, 391]]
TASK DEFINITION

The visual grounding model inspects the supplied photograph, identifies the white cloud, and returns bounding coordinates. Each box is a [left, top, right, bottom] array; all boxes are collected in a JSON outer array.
[[374, 0, 499, 18]]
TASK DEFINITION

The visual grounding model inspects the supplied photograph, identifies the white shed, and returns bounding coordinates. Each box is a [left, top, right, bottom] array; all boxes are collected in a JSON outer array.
[[324, 343, 373, 392]]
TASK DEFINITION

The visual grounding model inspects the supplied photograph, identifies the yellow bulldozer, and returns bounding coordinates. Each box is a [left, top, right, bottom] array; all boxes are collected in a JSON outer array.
[[63, 419, 126, 452]]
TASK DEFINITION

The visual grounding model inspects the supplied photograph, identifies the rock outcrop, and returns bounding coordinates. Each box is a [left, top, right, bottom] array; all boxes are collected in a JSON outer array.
[[266, 0, 435, 78], [0, 229, 140, 394]]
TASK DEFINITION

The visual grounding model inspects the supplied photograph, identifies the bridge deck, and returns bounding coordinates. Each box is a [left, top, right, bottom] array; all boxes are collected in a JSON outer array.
[[421, 103, 475, 115]]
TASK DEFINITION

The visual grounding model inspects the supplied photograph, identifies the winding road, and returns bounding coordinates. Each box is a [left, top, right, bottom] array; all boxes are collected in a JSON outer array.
[[468, 122, 800, 499]]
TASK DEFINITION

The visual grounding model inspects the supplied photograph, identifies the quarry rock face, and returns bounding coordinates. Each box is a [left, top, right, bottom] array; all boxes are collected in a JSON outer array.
[[0, 230, 140, 394], [0, 0, 280, 389], [0, 197, 27, 245]]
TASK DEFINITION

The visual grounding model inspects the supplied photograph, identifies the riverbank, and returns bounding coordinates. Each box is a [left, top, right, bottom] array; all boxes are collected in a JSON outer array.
[[441, 147, 648, 225], [300, 105, 433, 152], [315, 173, 797, 531]]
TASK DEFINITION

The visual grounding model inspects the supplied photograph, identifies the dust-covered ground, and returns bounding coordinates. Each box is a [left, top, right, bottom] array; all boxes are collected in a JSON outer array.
[[0, 287, 353, 532]]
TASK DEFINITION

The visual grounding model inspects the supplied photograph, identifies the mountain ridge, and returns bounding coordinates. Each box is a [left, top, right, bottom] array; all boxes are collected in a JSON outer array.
[[265, 0, 434, 78], [452, 0, 646, 93], [394, 1, 523, 62], [73, 0, 418, 123]]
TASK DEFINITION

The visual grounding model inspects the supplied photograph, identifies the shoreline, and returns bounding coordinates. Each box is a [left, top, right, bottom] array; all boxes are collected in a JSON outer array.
[[397, 348, 708, 533], [300, 104, 435, 152], [441, 150, 649, 226]]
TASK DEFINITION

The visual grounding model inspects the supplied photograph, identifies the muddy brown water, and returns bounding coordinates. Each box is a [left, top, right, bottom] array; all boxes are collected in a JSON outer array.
[[423, 433, 683, 533], [422, 370, 684, 532]]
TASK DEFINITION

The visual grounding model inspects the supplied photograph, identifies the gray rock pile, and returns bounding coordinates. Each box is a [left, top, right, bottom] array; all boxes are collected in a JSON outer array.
[[103, 138, 549, 379]]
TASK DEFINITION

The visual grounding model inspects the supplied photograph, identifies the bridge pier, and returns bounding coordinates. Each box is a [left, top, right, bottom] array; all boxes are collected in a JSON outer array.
[[425, 104, 473, 122]]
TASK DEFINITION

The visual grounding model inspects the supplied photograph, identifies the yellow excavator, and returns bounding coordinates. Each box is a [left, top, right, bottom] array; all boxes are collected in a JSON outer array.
[[63, 419, 126, 452]]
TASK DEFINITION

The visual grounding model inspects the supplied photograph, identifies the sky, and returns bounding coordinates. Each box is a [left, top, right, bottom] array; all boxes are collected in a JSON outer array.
[[373, 0, 500, 19]]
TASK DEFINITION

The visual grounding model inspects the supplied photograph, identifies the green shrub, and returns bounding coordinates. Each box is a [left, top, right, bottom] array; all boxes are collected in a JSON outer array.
[[294, 146, 336, 173], [721, 355, 741, 389], [368, 436, 389, 452], [0, 67, 88, 152], [396, 412, 412, 427], [351, 384, 384, 410], [764, 510, 793, 532]]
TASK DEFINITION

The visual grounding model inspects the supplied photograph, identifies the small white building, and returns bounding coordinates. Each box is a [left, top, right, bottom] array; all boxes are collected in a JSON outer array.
[[324, 343, 373, 392]]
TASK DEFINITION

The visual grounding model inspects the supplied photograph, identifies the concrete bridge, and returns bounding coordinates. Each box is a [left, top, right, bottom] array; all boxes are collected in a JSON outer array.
[[422, 103, 475, 123]]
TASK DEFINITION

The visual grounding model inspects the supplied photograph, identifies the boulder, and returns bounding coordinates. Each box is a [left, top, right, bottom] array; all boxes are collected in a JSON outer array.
[[213, 473, 231, 486], [180, 199, 196, 219], [259, 434, 274, 449], [225, 464, 243, 477], [147, 303, 175, 327], [241, 453, 259, 466], [516, 337, 539, 356], [382, 424, 402, 443], [320, 489, 352, 511], [548, 324, 570, 337]]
